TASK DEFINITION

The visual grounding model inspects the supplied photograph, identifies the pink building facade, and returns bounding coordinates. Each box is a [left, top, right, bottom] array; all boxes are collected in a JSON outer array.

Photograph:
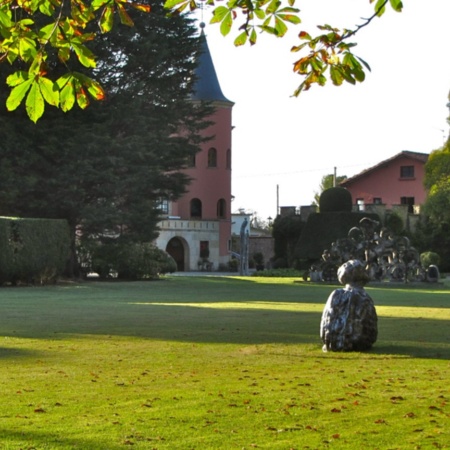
[[155, 29, 233, 271], [340, 151, 429, 213]]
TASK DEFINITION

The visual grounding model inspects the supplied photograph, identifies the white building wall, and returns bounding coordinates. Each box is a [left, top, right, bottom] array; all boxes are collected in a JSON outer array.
[[156, 219, 221, 271]]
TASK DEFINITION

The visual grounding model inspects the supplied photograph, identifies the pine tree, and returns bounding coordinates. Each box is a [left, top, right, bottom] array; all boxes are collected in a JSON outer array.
[[0, 1, 211, 275]]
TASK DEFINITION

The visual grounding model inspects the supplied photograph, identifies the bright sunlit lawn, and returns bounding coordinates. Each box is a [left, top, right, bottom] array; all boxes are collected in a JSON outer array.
[[0, 275, 449, 449]]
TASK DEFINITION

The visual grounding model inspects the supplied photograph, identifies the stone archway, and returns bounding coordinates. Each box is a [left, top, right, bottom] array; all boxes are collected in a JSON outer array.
[[166, 237, 186, 271]]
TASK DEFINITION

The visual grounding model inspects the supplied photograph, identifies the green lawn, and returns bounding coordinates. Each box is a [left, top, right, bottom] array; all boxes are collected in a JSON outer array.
[[0, 276, 449, 449]]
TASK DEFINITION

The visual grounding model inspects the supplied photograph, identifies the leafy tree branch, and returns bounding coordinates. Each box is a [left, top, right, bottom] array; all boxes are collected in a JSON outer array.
[[0, 0, 150, 121], [1, 0, 403, 121], [165, 0, 403, 95]]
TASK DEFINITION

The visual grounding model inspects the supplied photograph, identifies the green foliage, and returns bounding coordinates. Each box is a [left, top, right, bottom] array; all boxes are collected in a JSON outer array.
[[1, 0, 405, 119], [414, 109, 450, 270], [228, 258, 239, 272], [291, 0, 402, 95], [89, 240, 176, 279], [319, 187, 352, 213], [272, 213, 304, 267], [116, 243, 177, 279], [0, 4, 210, 276], [296, 212, 379, 261], [165, 0, 402, 96], [424, 177, 450, 224], [89, 240, 120, 279], [0, 0, 152, 121], [420, 142, 450, 268], [420, 251, 440, 268], [272, 256, 288, 269], [252, 251, 264, 265], [0, 217, 70, 284], [423, 142, 450, 190], [423, 142, 450, 224], [384, 212, 404, 234], [313, 173, 348, 204], [411, 218, 450, 272]]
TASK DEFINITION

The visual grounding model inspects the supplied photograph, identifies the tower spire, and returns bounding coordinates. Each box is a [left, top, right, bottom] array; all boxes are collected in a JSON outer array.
[[191, 25, 233, 105]]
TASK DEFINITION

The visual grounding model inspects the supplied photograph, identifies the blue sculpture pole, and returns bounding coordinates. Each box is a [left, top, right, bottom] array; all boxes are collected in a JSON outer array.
[[239, 218, 249, 276]]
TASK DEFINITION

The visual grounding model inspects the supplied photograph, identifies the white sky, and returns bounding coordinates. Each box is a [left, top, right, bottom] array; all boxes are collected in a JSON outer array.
[[196, 0, 450, 221]]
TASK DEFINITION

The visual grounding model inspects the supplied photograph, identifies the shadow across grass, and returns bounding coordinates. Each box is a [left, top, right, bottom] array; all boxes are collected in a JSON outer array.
[[0, 429, 124, 450], [0, 346, 42, 360], [0, 278, 448, 360], [1, 304, 449, 360]]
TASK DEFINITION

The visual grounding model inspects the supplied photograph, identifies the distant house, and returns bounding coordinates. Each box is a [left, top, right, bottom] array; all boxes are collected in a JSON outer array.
[[340, 151, 429, 213]]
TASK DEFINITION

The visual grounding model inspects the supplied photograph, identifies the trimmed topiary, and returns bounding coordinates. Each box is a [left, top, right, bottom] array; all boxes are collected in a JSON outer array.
[[319, 187, 353, 213], [420, 251, 440, 268], [385, 212, 404, 234]]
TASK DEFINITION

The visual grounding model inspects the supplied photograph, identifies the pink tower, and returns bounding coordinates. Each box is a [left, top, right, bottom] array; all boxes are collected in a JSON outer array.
[[155, 27, 234, 271]]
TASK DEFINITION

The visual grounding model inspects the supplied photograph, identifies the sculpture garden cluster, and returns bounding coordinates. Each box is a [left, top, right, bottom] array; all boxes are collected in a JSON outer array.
[[318, 218, 438, 353], [314, 218, 430, 283]]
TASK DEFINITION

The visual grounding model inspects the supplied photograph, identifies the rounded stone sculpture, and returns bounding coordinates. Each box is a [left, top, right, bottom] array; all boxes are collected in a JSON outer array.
[[320, 259, 378, 352]]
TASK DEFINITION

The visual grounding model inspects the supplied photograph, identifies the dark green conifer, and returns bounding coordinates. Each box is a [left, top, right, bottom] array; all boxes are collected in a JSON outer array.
[[0, 2, 211, 275]]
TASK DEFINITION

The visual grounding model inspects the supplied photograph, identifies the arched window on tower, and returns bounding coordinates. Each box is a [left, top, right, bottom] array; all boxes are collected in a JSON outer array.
[[208, 147, 217, 168], [190, 198, 202, 218], [226, 149, 231, 170], [217, 198, 226, 219]]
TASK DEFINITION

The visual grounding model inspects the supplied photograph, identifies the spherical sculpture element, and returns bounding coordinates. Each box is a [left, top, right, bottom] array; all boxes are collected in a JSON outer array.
[[337, 259, 370, 286], [319, 187, 353, 212]]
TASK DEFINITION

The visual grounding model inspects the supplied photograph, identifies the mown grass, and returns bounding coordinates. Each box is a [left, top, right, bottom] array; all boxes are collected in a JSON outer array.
[[0, 276, 449, 449]]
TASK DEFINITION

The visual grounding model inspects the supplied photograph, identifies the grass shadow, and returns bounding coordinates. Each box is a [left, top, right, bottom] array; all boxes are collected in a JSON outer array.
[[0, 429, 123, 450], [0, 346, 42, 360], [2, 302, 449, 360], [0, 278, 448, 360]]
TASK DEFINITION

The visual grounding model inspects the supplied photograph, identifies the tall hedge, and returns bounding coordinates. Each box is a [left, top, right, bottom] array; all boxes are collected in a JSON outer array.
[[272, 214, 305, 267], [295, 212, 380, 262], [0, 217, 70, 284]]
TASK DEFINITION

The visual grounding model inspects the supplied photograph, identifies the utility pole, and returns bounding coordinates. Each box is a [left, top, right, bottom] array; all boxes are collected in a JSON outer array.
[[276, 184, 279, 216]]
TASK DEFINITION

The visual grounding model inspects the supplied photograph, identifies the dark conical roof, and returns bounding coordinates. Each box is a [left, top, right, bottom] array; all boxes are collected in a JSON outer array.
[[191, 28, 233, 105]]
